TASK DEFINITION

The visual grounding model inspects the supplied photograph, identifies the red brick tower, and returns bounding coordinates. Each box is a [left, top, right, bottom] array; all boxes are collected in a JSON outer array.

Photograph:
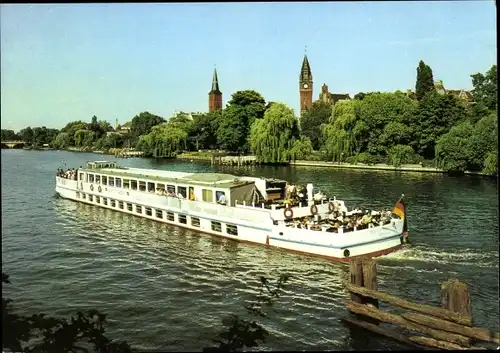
[[208, 68, 223, 112], [299, 54, 313, 116]]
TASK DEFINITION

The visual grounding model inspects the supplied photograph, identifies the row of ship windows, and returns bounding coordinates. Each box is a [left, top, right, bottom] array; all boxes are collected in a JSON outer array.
[[75, 191, 238, 236]]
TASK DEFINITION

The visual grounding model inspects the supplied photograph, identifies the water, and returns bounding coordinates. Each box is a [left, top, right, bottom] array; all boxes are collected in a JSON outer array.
[[2, 149, 498, 351]]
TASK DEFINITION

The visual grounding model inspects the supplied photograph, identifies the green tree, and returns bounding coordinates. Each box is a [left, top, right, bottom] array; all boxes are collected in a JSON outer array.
[[412, 92, 467, 159], [190, 111, 220, 150], [249, 102, 300, 163], [136, 123, 188, 157], [289, 136, 314, 161], [415, 60, 435, 101], [353, 92, 366, 100], [467, 112, 498, 171], [299, 100, 332, 150], [1, 129, 20, 141], [130, 112, 166, 145], [217, 90, 266, 152], [388, 144, 417, 168], [52, 132, 71, 150], [482, 151, 497, 176], [435, 121, 474, 172], [322, 100, 359, 161], [19, 127, 34, 144], [61, 121, 88, 146], [471, 65, 497, 110]]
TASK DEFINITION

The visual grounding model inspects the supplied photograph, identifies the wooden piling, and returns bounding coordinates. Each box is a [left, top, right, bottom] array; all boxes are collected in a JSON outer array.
[[441, 279, 473, 345]]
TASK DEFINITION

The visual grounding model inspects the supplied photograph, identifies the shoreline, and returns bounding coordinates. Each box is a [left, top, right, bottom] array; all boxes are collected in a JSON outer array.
[[10, 148, 493, 177]]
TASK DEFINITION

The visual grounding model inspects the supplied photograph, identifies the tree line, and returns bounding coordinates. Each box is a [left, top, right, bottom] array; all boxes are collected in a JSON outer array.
[[2, 61, 497, 175]]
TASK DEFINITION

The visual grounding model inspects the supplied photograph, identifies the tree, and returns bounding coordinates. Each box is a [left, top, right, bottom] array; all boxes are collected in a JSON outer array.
[[299, 100, 332, 150], [61, 121, 88, 146], [136, 123, 188, 157], [129, 112, 166, 145], [467, 112, 498, 171], [217, 90, 266, 153], [19, 127, 34, 144], [190, 111, 220, 150], [412, 92, 467, 159], [322, 100, 359, 161], [1, 129, 20, 141], [249, 102, 300, 163], [388, 144, 417, 168], [415, 60, 435, 101], [52, 132, 71, 150], [470, 65, 497, 110], [353, 92, 366, 100], [435, 121, 474, 172]]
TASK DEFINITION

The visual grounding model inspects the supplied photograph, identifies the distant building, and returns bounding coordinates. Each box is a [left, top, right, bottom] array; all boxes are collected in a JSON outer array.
[[405, 81, 474, 105], [319, 84, 350, 105], [107, 120, 131, 137], [208, 68, 223, 112]]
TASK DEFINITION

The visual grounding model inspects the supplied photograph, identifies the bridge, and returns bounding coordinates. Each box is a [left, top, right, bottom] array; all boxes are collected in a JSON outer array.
[[1, 140, 27, 149]]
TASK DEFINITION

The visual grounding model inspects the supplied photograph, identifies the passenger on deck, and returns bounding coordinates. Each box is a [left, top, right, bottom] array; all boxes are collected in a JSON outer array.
[[217, 192, 227, 205], [189, 190, 195, 201]]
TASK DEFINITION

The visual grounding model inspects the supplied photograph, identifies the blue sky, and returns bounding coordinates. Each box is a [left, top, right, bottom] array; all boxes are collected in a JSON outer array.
[[1, 2, 496, 131]]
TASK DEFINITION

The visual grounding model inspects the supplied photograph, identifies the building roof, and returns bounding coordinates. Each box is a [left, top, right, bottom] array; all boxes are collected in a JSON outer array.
[[299, 54, 312, 82], [83, 167, 252, 189], [209, 68, 222, 95]]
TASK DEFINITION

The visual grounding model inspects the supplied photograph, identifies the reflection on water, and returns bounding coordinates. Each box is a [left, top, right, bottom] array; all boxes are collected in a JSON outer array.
[[2, 150, 498, 351]]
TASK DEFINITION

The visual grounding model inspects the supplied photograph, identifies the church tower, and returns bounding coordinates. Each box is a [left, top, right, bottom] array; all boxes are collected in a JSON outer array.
[[208, 68, 223, 113], [299, 53, 313, 115]]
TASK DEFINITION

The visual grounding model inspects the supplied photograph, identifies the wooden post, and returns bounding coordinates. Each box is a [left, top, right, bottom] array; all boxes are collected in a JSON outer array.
[[362, 259, 379, 309], [349, 259, 364, 304], [441, 279, 473, 345]]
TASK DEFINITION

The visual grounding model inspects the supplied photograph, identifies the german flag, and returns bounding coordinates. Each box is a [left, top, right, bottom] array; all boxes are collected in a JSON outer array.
[[392, 195, 406, 220]]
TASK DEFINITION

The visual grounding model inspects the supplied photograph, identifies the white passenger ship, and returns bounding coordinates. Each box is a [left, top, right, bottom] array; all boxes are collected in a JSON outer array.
[[55, 161, 409, 261]]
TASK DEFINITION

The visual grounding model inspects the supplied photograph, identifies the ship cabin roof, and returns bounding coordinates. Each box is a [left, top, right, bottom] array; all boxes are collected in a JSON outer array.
[[81, 165, 252, 189]]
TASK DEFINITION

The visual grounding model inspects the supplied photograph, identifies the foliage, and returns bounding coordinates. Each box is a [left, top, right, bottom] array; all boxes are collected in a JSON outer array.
[[19, 127, 34, 144], [353, 92, 366, 100], [203, 274, 290, 352], [482, 151, 498, 176], [435, 121, 474, 172], [411, 91, 467, 159], [352, 152, 380, 165], [52, 132, 71, 150], [322, 100, 359, 162], [388, 144, 417, 168], [190, 111, 221, 150], [2, 273, 132, 353], [415, 60, 435, 101], [290, 136, 314, 161], [299, 100, 332, 150], [1, 129, 21, 141], [130, 112, 166, 146], [136, 122, 188, 158], [217, 90, 266, 152], [471, 65, 497, 110], [467, 112, 498, 170], [249, 103, 300, 163]]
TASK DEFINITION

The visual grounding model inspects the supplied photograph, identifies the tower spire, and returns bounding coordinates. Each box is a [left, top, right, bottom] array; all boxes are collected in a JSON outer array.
[[211, 67, 221, 94]]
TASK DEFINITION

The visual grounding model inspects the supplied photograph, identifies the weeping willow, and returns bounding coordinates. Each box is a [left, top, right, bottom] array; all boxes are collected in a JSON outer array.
[[137, 124, 187, 158], [249, 103, 300, 163]]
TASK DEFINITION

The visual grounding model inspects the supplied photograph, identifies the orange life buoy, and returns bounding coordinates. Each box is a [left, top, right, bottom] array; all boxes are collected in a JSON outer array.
[[328, 202, 335, 213], [90, 184, 94, 192], [284, 207, 293, 219], [310, 204, 318, 215]]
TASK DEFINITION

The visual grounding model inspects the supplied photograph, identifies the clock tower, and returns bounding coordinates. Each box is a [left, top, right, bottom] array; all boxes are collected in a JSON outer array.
[[299, 53, 313, 115]]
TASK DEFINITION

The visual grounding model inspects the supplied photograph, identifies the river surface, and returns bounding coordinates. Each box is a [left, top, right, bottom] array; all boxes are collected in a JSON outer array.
[[2, 150, 499, 351]]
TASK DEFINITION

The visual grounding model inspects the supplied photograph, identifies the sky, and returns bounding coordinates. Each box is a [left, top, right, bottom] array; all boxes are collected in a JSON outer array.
[[0, 1, 497, 132]]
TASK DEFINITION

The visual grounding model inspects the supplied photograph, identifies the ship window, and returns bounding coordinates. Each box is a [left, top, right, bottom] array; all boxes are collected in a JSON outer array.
[[157, 183, 165, 191], [147, 182, 155, 193], [127, 203, 133, 211], [216, 191, 227, 205], [167, 185, 175, 194], [89, 195, 93, 202], [123, 178, 130, 189], [118, 201, 124, 209], [179, 214, 187, 224], [136, 205, 142, 213], [95, 175, 101, 184], [102, 176, 107, 185], [156, 209, 163, 218], [211, 221, 222, 232], [139, 181, 146, 192], [167, 212, 175, 221], [131, 180, 137, 190], [82, 193, 86, 199], [145, 207, 152, 216], [103, 198, 108, 206], [79, 173, 84, 181], [76, 192, 80, 198], [191, 217, 200, 227], [202, 189, 214, 202], [178, 186, 187, 199], [115, 178, 122, 188], [189, 187, 195, 200], [109, 177, 115, 187], [227, 224, 238, 236], [96, 196, 100, 204], [89, 174, 95, 183], [111, 199, 116, 207]]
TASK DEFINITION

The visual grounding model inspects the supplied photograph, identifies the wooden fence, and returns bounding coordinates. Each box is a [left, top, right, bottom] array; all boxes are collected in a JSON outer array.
[[342, 258, 499, 350]]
